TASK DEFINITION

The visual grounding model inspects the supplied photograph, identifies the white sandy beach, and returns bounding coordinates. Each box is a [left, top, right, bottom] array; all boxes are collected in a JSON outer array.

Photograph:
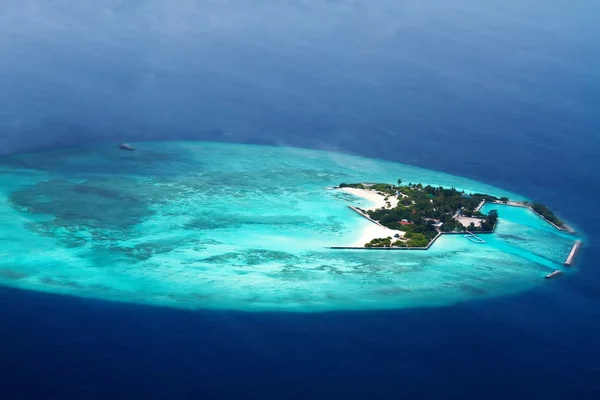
[[338, 187, 399, 210], [337, 187, 403, 246], [456, 216, 485, 229], [350, 223, 405, 247]]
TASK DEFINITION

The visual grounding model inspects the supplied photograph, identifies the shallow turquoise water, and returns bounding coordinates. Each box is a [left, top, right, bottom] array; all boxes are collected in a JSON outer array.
[[0, 142, 581, 311]]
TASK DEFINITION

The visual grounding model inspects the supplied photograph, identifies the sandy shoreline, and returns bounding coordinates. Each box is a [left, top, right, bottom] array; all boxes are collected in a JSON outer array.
[[338, 187, 399, 211], [336, 187, 403, 246], [349, 223, 405, 247], [456, 216, 485, 228]]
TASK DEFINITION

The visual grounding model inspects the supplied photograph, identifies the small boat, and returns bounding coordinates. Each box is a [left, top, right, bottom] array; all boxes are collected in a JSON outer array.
[[119, 143, 135, 151], [545, 270, 563, 279]]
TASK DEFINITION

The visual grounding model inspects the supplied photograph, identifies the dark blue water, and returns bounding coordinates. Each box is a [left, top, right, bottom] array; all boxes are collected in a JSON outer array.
[[1, 1, 600, 398]]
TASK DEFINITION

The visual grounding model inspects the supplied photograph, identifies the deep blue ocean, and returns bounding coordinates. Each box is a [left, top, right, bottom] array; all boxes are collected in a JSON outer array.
[[1, 1, 600, 398]]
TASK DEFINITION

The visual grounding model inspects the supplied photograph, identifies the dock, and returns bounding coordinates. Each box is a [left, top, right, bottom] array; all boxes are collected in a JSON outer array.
[[564, 240, 582, 266], [474, 200, 486, 212], [490, 200, 576, 233]]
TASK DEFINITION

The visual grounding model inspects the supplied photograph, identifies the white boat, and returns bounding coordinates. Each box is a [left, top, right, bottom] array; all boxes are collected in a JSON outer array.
[[119, 143, 135, 151]]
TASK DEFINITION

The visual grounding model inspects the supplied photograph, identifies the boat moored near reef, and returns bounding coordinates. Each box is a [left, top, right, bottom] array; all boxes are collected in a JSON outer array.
[[119, 143, 135, 151]]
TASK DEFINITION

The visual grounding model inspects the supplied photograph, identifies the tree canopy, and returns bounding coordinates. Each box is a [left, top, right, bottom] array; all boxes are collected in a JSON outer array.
[[342, 181, 503, 246]]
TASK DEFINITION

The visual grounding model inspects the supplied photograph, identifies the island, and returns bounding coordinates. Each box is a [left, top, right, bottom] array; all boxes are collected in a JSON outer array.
[[335, 180, 572, 249], [0, 142, 585, 308]]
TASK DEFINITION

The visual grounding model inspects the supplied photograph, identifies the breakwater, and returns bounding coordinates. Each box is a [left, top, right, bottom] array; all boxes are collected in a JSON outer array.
[[329, 230, 442, 250], [330, 231, 448, 251], [329, 246, 428, 250], [487, 201, 576, 233], [545, 270, 563, 279], [329, 230, 497, 251], [347, 206, 386, 227], [564, 240, 582, 266]]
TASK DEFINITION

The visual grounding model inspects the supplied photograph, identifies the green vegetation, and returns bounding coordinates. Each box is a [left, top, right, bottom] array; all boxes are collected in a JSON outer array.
[[365, 237, 393, 248], [403, 232, 431, 247], [339, 182, 396, 193], [478, 209, 498, 231], [365, 183, 498, 234], [531, 203, 564, 228], [440, 219, 462, 232], [343, 180, 564, 247], [344, 181, 501, 247], [339, 183, 367, 189], [365, 237, 410, 248], [460, 209, 485, 218]]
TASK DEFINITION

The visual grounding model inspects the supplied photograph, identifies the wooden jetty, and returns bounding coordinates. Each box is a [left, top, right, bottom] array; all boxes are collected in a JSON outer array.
[[564, 240, 582, 266]]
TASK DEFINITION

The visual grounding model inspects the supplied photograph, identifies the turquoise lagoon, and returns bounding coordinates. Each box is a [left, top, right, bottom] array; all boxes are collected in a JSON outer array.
[[0, 142, 581, 311]]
